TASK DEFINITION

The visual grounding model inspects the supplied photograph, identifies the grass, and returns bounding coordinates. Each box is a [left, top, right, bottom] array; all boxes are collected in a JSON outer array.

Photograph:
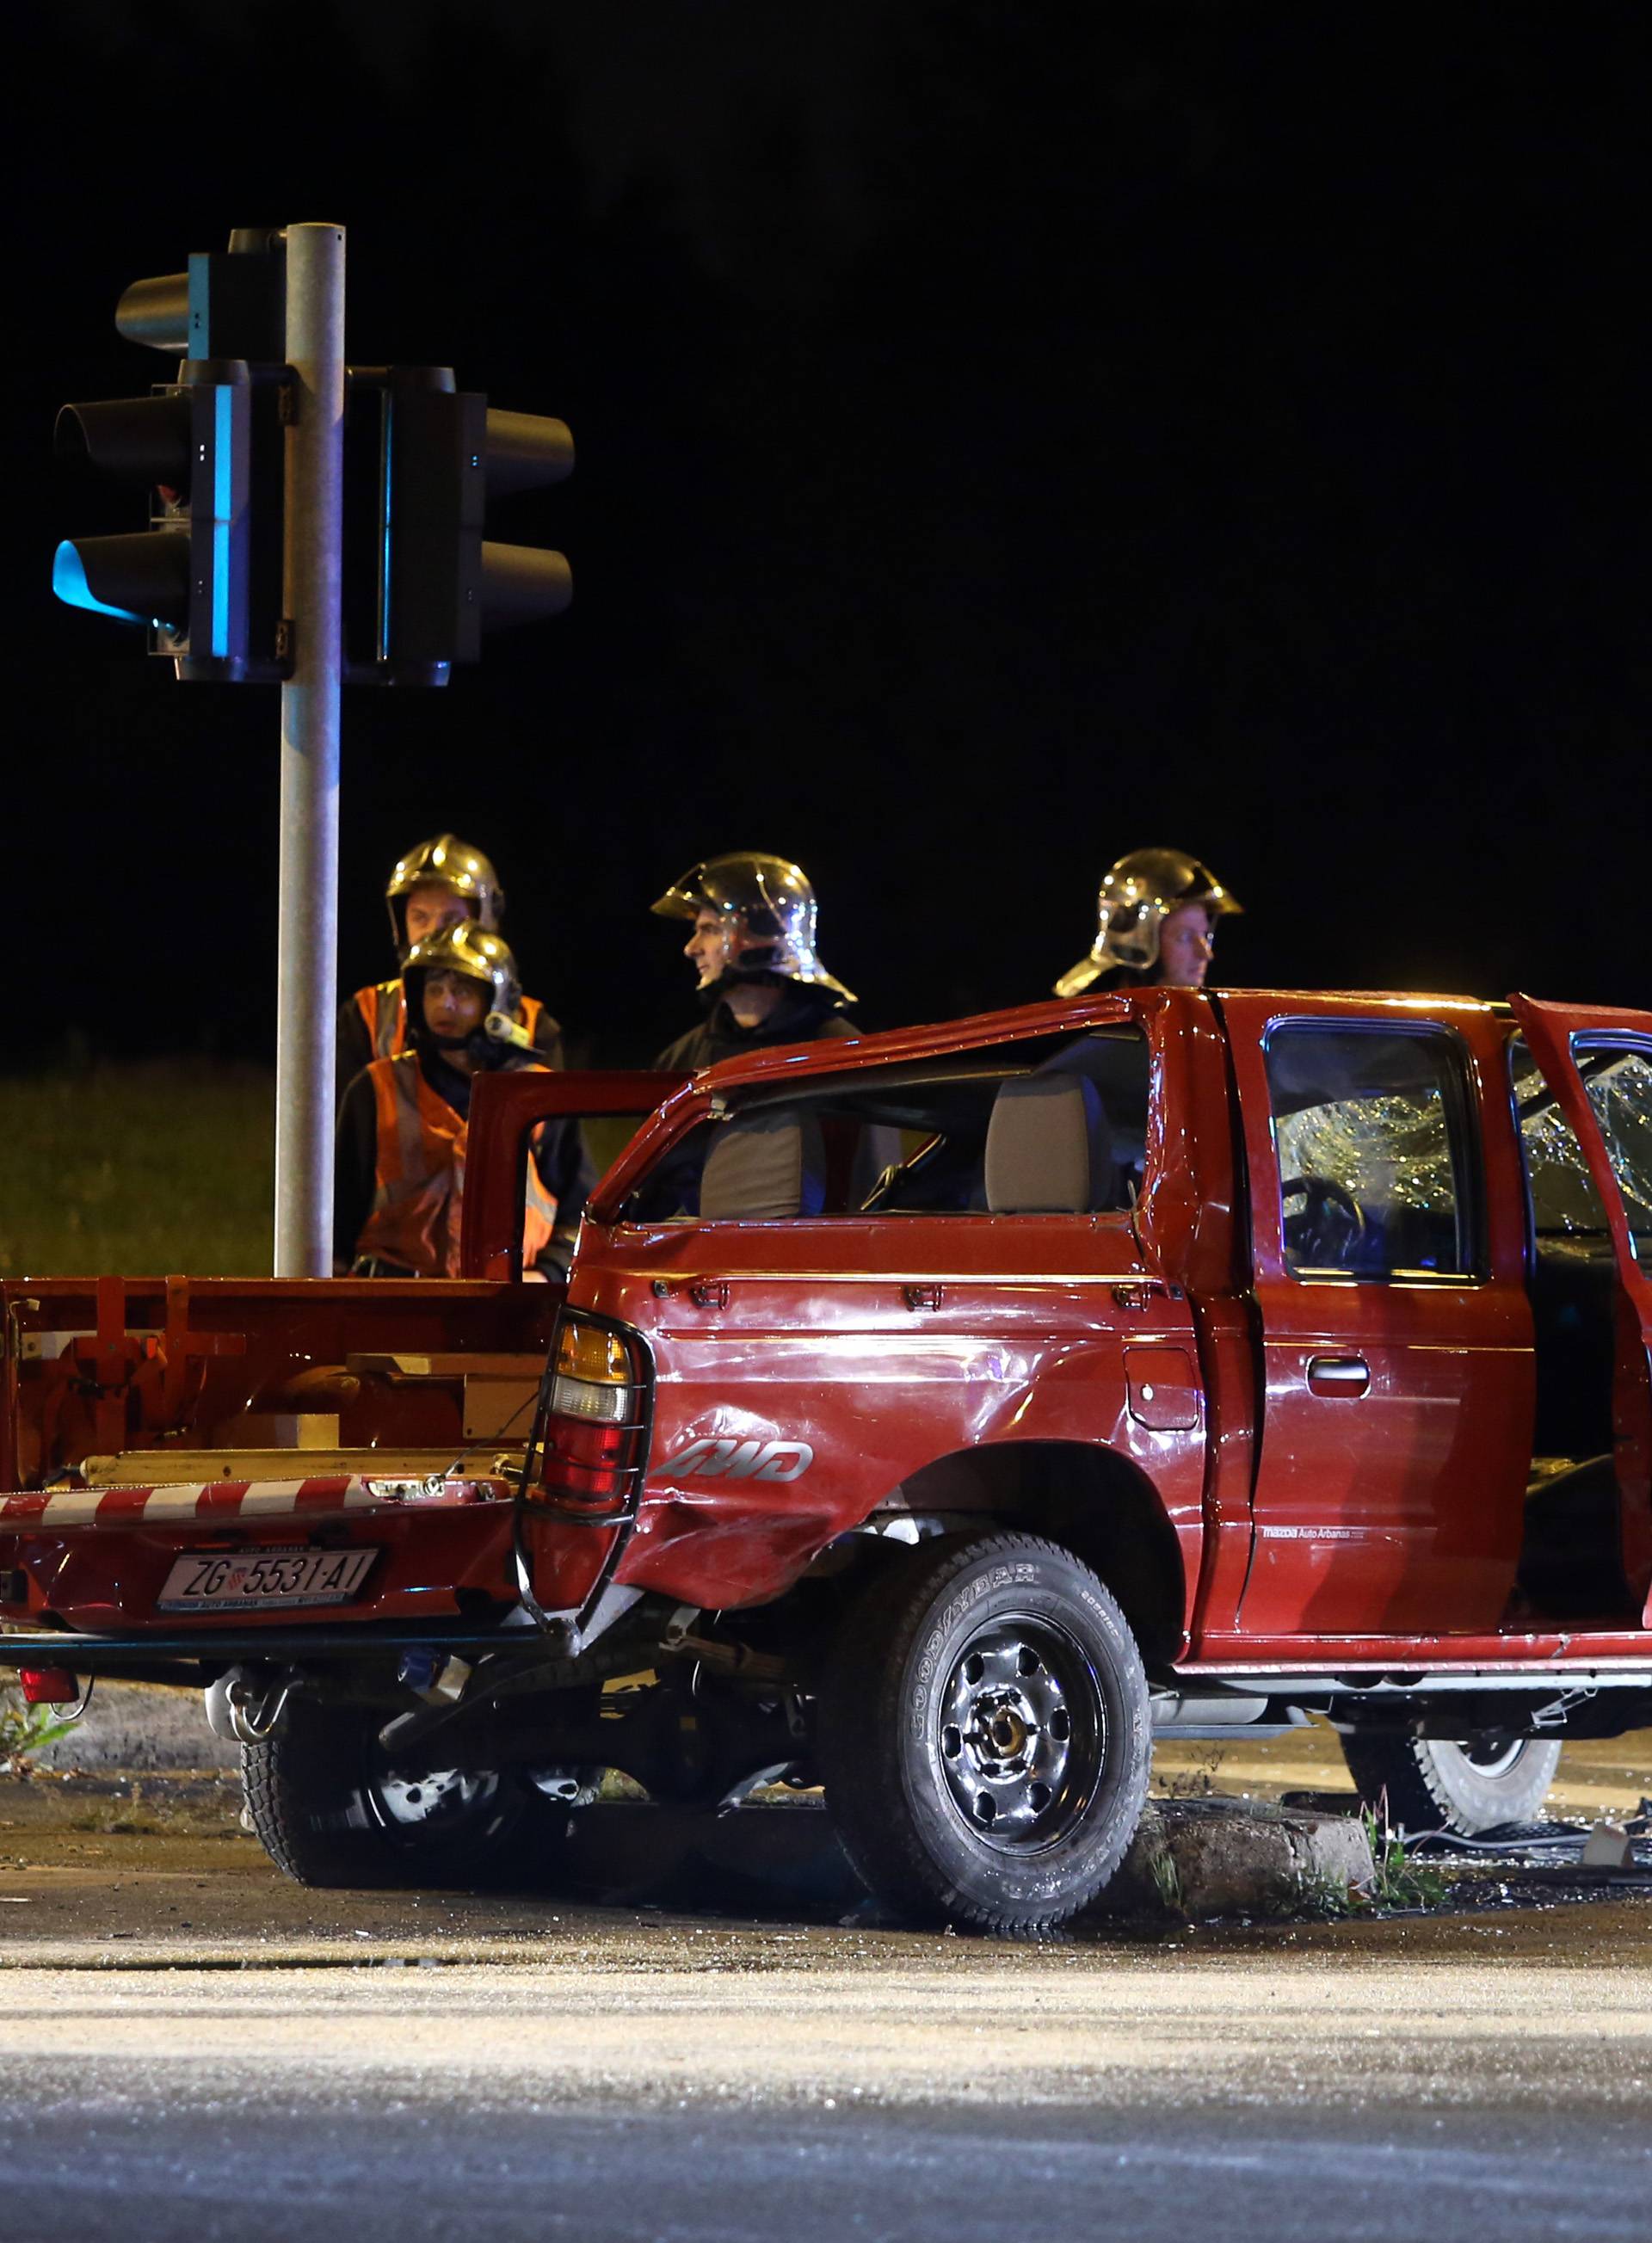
[[1362, 1806, 1450, 1910], [1273, 1811, 1451, 1919], [0, 1683, 80, 1765], [0, 1064, 275, 1279], [1148, 1845, 1184, 1914]]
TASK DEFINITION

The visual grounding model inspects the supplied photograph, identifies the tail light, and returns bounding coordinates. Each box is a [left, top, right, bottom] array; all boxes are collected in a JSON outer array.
[[19, 1667, 79, 1705], [527, 1309, 652, 1520]]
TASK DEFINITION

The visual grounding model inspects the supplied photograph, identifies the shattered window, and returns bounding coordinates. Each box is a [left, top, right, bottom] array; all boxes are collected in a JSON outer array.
[[1509, 1036, 1609, 1237], [1264, 1025, 1478, 1279], [1575, 1044, 1652, 1261]]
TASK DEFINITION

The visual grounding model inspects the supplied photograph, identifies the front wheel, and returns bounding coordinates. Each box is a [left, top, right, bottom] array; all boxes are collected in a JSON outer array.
[[243, 1699, 559, 1889], [1340, 1733, 1563, 1835], [817, 1533, 1152, 1934]]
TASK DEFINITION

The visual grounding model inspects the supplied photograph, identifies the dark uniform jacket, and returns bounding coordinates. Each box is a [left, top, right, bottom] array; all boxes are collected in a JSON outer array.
[[653, 984, 860, 1073]]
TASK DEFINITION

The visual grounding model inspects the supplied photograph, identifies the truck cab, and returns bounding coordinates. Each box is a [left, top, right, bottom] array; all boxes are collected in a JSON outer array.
[[3, 989, 1650, 1930]]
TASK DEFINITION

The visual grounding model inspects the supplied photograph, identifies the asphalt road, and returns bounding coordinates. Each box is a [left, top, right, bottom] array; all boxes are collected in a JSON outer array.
[[1, 1726, 1648, 2242], [1, 1943, 1649, 2243]]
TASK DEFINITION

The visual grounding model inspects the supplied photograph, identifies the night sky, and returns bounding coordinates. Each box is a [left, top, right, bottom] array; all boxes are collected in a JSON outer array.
[[10, 3, 1647, 1068]]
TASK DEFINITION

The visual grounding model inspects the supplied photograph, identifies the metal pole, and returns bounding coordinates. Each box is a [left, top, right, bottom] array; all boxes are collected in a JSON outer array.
[[274, 223, 345, 1277]]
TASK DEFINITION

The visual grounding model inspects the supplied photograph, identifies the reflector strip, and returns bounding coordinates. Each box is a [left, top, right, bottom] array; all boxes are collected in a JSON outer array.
[[141, 1488, 208, 1519], [0, 1476, 513, 1526], [39, 1492, 106, 1525]]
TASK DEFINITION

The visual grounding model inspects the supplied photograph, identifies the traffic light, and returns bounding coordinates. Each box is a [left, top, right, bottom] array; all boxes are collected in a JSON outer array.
[[52, 360, 287, 681], [52, 234, 289, 681], [342, 367, 573, 684], [54, 231, 575, 688]]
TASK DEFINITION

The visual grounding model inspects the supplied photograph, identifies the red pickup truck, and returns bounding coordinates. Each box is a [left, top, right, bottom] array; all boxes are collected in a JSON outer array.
[[3, 988, 1650, 1932]]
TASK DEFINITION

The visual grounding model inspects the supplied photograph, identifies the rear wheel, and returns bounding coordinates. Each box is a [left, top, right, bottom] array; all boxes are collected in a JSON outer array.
[[243, 1699, 560, 1889], [1340, 1733, 1563, 1835], [817, 1533, 1152, 1934]]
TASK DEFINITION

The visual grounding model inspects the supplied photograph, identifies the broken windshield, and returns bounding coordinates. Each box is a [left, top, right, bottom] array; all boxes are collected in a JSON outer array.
[[1509, 1036, 1610, 1237], [1575, 1043, 1652, 1260]]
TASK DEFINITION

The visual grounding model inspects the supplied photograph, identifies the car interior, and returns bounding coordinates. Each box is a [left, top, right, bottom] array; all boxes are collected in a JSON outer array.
[[620, 1027, 1152, 1224]]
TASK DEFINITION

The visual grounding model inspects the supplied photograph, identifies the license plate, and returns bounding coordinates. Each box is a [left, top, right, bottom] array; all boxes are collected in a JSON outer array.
[[157, 1545, 379, 1612]]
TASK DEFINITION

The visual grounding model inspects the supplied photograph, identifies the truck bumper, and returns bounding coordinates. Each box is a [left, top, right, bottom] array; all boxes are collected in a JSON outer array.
[[0, 1472, 521, 1644]]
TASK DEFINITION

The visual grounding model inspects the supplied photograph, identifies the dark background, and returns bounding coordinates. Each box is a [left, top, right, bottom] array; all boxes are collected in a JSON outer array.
[[10, 3, 1646, 1067]]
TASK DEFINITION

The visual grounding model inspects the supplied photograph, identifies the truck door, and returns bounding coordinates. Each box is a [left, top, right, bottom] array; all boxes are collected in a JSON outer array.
[[462, 1069, 687, 1282], [1509, 996, 1652, 1629], [1219, 997, 1532, 1636]]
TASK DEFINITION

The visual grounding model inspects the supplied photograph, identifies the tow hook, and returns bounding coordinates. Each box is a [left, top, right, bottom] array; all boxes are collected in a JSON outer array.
[[204, 1666, 295, 1746]]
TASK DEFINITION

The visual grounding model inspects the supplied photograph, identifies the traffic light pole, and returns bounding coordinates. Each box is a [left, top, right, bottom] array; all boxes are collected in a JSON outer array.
[[274, 224, 345, 1279]]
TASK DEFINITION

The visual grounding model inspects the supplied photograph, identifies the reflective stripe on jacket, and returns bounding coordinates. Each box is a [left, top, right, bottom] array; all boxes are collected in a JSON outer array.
[[352, 1052, 558, 1278], [354, 981, 548, 1062]]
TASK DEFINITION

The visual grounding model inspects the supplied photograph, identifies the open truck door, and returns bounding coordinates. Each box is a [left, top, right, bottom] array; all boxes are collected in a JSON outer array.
[[461, 1069, 687, 1282], [1511, 995, 1652, 1629]]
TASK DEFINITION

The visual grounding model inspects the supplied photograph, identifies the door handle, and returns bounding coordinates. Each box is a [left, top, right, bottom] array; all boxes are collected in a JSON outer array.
[[1112, 1280, 1168, 1312], [1306, 1353, 1370, 1396], [903, 1284, 944, 1312], [689, 1279, 730, 1309]]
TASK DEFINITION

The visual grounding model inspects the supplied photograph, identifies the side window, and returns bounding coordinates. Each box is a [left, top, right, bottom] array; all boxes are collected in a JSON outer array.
[[1264, 1025, 1479, 1279], [1575, 1044, 1652, 1263], [621, 1029, 1151, 1223], [1509, 1035, 1609, 1237]]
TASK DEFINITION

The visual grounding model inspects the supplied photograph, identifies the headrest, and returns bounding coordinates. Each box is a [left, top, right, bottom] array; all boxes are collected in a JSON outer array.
[[984, 1075, 1111, 1215], [699, 1110, 827, 1221]]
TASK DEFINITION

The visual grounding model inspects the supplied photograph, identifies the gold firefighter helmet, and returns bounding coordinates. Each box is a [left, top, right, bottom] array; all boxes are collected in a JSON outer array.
[[1055, 847, 1242, 995], [651, 850, 857, 1004], [402, 923, 526, 1047], [385, 834, 505, 961]]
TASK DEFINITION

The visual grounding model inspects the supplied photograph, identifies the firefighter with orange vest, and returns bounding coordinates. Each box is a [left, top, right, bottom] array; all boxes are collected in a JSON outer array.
[[334, 923, 591, 1279], [336, 834, 564, 1092]]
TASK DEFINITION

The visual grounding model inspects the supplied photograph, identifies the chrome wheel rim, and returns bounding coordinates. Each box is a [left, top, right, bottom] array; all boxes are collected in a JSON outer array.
[[372, 1762, 502, 1837], [934, 1615, 1105, 1852], [1452, 1738, 1531, 1780]]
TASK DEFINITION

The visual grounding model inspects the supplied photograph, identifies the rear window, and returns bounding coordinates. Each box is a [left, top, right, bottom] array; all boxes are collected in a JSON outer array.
[[1263, 1023, 1480, 1279]]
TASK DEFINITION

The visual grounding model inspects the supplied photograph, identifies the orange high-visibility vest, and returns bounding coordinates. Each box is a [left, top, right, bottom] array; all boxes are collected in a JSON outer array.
[[353, 980, 547, 1061], [352, 1052, 558, 1278]]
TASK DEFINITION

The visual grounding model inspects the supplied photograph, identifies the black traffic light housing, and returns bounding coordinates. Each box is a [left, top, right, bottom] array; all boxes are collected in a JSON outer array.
[[53, 359, 287, 681], [53, 232, 290, 681], [343, 367, 573, 684]]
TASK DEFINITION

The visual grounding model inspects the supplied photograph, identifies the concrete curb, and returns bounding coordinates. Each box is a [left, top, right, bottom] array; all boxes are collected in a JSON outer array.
[[1100, 1796, 1375, 1919]]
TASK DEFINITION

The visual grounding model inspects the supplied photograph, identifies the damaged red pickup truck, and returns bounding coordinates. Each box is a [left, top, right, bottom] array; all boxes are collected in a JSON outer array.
[[4, 989, 1652, 1932]]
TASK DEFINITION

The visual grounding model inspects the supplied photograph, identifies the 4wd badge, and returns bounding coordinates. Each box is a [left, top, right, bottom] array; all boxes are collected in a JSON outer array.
[[668, 1437, 814, 1483]]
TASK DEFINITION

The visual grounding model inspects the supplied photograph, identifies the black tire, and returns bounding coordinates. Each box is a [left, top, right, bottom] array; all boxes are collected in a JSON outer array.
[[817, 1533, 1152, 1934], [243, 1698, 559, 1889], [1341, 1733, 1563, 1836]]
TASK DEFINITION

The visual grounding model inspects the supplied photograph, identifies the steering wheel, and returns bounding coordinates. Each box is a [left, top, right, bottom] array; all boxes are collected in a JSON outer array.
[[1280, 1174, 1366, 1268]]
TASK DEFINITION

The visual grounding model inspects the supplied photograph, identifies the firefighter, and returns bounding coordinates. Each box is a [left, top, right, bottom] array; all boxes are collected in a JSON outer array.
[[335, 923, 590, 1279], [650, 851, 860, 1070], [1053, 847, 1242, 995], [337, 834, 564, 1090]]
